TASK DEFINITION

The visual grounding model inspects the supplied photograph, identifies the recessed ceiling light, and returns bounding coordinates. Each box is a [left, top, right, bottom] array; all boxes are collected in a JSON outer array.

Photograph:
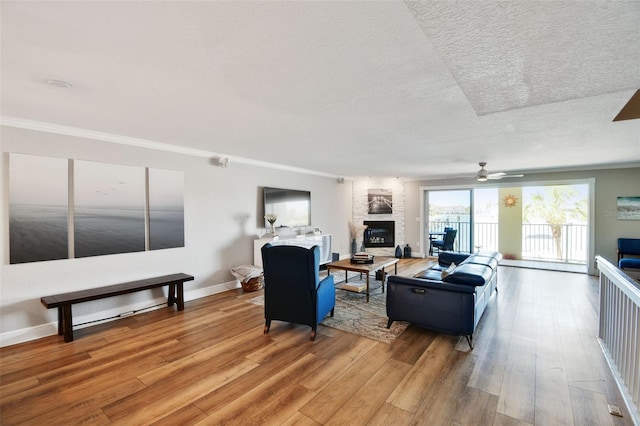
[[45, 79, 72, 89]]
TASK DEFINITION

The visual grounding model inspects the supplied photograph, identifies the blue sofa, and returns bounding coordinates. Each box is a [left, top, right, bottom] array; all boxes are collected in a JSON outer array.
[[618, 238, 640, 270], [386, 251, 502, 348]]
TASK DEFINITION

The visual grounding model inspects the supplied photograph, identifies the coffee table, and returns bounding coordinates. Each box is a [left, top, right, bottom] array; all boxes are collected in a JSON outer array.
[[326, 257, 399, 302]]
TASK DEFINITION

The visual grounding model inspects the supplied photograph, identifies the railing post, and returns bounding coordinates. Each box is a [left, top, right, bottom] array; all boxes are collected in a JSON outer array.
[[563, 224, 568, 262]]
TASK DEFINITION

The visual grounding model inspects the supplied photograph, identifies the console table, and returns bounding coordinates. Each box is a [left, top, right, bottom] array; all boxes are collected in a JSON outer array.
[[253, 234, 332, 267]]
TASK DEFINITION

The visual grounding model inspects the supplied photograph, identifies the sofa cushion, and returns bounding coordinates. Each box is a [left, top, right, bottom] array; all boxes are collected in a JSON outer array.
[[438, 252, 470, 267], [461, 255, 499, 270], [618, 238, 640, 256], [441, 262, 457, 278], [619, 257, 640, 269], [443, 263, 493, 287], [414, 269, 444, 281]]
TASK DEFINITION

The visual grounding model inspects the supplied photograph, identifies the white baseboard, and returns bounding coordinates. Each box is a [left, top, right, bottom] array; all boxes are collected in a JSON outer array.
[[0, 323, 59, 348], [0, 280, 240, 348]]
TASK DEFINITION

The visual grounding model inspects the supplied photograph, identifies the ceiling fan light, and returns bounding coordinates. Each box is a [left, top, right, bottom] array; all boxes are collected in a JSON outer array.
[[476, 167, 488, 181]]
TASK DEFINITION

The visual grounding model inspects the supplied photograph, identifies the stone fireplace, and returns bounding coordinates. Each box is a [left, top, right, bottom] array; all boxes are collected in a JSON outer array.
[[363, 220, 395, 248], [352, 179, 405, 256]]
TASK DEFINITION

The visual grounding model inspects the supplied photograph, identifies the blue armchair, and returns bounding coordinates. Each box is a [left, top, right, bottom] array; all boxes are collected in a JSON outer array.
[[618, 238, 640, 270], [261, 243, 335, 341], [432, 229, 457, 253]]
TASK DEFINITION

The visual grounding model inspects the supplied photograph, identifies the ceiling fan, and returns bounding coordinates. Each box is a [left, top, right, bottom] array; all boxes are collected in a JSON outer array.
[[476, 162, 524, 181]]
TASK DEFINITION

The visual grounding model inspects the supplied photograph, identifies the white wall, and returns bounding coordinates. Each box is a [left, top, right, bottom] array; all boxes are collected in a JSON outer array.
[[0, 126, 352, 346], [2, 124, 636, 347]]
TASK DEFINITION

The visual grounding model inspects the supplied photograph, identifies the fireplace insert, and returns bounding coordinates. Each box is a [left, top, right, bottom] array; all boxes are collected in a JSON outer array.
[[363, 220, 395, 248]]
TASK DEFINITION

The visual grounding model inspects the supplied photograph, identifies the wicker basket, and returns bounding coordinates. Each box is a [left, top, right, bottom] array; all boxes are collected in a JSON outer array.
[[241, 276, 264, 292]]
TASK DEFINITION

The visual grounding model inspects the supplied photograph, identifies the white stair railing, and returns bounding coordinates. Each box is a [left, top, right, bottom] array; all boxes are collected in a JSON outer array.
[[597, 255, 640, 425]]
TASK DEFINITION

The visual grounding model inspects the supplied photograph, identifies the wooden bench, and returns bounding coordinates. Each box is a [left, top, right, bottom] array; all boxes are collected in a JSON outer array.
[[41, 273, 194, 342]]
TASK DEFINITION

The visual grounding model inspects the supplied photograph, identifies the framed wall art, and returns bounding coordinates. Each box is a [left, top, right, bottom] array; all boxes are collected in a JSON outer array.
[[617, 196, 640, 220], [9, 154, 69, 264], [74, 160, 146, 258], [7, 153, 186, 263], [367, 188, 393, 214], [148, 168, 185, 250]]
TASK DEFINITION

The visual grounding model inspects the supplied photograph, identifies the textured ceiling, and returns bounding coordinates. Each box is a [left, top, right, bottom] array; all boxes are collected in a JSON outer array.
[[1, 1, 639, 179], [407, 1, 640, 116]]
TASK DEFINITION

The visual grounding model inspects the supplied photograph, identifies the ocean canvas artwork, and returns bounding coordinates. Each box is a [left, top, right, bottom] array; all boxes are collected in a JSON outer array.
[[9, 154, 69, 264], [149, 168, 185, 250], [74, 160, 146, 258], [617, 196, 640, 220]]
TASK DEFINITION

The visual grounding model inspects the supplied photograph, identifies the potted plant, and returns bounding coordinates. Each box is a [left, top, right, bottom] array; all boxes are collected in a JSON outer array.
[[265, 213, 278, 235], [349, 221, 368, 255]]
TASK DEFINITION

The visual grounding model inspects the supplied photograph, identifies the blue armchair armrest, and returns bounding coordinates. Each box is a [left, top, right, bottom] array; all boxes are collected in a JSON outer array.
[[316, 275, 335, 323]]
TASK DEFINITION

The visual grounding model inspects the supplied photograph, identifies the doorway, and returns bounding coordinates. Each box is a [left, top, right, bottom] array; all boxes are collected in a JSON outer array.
[[520, 184, 589, 266]]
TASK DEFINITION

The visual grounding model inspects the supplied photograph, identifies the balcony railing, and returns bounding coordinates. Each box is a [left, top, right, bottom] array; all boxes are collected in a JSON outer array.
[[428, 222, 497, 253], [428, 221, 587, 264], [521, 223, 588, 263], [596, 256, 640, 424]]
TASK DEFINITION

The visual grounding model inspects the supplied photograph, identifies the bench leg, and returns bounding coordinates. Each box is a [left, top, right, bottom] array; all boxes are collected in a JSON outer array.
[[177, 283, 184, 311], [168, 283, 176, 307], [57, 306, 64, 336], [167, 282, 185, 311], [62, 304, 74, 342]]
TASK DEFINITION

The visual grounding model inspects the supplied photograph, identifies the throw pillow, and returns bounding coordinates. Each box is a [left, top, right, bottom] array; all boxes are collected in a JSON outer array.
[[441, 262, 456, 279]]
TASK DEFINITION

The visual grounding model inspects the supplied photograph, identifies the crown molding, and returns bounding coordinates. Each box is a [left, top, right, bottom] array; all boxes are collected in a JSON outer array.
[[0, 116, 343, 179]]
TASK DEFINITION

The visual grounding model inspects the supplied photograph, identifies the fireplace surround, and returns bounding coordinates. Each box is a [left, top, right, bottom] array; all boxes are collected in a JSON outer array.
[[363, 220, 395, 248]]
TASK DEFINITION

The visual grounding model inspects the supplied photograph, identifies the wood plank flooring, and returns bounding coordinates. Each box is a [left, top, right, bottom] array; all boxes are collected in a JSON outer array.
[[0, 259, 634, 425]]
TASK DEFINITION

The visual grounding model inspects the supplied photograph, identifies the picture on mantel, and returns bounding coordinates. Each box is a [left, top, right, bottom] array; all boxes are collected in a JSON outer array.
[[368, 188, 393, 214]]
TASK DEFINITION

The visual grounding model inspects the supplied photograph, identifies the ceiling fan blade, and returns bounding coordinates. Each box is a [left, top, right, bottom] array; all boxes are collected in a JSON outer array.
[[613, 89, 640, 122], [474, 162, 523, 181], [487, 172, 506, 178], [488, 173, 524, 179]]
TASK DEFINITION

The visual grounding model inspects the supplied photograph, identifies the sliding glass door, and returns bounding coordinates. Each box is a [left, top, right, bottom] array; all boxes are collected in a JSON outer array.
[[521, 184, 588, 263], [423, 182, 591, 271], [473, 188, 499, 252], [425, 188, 499, 255]]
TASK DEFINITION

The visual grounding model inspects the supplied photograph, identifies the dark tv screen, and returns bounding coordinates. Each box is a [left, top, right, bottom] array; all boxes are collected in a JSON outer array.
[[263, 187, 311, 228]]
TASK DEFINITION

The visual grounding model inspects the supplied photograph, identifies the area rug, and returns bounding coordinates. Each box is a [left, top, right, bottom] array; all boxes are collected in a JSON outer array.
[[247, 271, 409, 344]]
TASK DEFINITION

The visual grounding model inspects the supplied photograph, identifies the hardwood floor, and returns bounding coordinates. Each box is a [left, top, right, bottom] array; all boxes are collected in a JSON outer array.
[[0, 259, 634, 425]]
